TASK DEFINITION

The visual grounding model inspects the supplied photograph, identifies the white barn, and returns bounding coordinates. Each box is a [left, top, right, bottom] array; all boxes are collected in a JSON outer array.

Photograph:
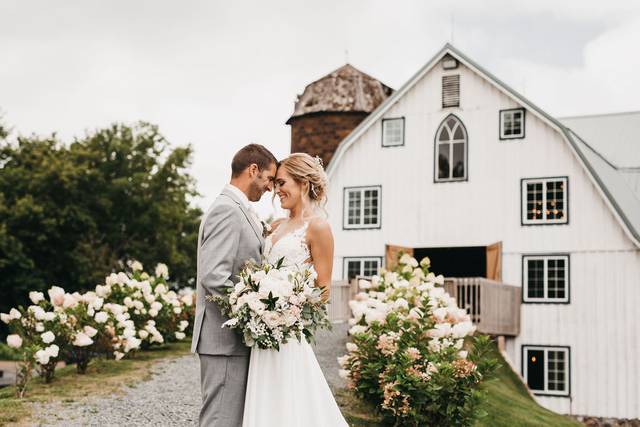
[[321, 44, 640, 419]]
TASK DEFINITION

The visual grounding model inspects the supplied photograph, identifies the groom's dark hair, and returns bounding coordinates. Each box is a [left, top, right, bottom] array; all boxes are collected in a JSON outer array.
[[231, 144, 277, 178]]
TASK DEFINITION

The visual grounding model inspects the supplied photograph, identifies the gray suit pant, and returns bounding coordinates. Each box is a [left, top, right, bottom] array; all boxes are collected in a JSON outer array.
[[198, 354, 250, 427]]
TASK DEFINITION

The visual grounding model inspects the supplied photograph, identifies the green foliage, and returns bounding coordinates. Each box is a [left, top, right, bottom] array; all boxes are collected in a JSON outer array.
[[0, 122, 202, 333]]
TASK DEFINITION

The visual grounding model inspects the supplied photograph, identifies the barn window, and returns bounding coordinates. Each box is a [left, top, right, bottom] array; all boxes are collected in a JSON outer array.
[[442, 75, 460, 108], [500, 108, 525, 139], [343, 257, 382, 281], [382, 118, 405, 147], [523, 255, 569, 303], [343, 186, 381, 229], [522, 346, 570, 396], [435, 115, 467, 182], [521, 177, 568, 224]]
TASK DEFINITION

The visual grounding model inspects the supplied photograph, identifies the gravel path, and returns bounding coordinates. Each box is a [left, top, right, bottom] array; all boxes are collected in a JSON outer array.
[[33, 323, 350, 426]]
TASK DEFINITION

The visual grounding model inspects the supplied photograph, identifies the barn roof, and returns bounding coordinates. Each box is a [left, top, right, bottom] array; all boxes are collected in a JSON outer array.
[[325, 44, 640, 247], [286, 64, 393, 123]]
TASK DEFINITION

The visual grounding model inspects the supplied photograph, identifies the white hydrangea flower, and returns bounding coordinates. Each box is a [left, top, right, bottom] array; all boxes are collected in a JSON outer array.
[[175, 332, 185, 340], [73, 332, 94, 347], [7, 334, 22, 348], [155, 263, 169, 279], [29, 291, 45, 304], [9, 308, 21, 320], [84, 326, 98, 338], [41, 331, 55, 344]]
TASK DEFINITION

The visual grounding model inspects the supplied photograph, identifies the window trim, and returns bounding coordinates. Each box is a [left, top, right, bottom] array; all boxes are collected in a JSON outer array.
[[521, 254, 570, 304], [381, 117, 405, 148], [342, 185, 382, 230], [520, 177, 569, 225], [499, 108, 526, 140], [343, 257, 384, 280], [434, 114, 469, 183], [521, 345, 571, 397]]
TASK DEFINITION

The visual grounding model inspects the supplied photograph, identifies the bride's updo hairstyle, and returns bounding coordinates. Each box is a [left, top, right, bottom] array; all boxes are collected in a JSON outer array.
[[278, 153, 329, 207]]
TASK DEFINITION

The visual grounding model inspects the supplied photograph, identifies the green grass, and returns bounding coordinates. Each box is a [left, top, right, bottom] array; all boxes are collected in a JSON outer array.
[[0, 341, 191, 426], [335, 343, 580, 427]]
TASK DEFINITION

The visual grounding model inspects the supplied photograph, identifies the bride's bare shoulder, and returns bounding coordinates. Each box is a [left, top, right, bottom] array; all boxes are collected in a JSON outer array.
[[307, 217, 333, 238]]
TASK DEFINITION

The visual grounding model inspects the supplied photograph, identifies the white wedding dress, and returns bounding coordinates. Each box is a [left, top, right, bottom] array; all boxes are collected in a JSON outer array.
[[242, 221, 348, 427]]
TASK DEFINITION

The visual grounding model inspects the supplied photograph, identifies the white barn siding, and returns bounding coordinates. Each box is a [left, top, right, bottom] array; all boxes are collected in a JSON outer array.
[[326, 58, 640, 418]]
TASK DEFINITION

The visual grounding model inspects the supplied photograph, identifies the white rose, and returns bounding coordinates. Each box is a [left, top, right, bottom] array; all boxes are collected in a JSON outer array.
[[73, 332, 94, 347], [29, 291, 45, 304], [175, 332, 186, 340], [36, 323, 45, 332], [7, 334, 22, 348], [155, 263, 169, 279], [46, 344, 60, 358], [41, 331, 55, 344], [9, 308, 21, 320], [84, 326, 98, 338], [94, 311, 109, 323]]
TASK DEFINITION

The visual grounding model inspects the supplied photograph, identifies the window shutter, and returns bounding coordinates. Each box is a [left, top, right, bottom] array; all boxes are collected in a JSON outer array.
[[442, 75, 460, 108]]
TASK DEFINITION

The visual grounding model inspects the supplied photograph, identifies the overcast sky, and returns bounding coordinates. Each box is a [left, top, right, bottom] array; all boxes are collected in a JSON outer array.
[[1, 1, 639, 217]]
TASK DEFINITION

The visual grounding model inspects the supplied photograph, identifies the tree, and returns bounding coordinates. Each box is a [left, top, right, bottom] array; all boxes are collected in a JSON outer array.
[[0, 122, 202, 327]]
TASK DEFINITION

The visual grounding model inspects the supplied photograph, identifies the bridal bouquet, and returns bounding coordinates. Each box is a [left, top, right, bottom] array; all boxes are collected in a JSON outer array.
[[208, 257, 331, 350]]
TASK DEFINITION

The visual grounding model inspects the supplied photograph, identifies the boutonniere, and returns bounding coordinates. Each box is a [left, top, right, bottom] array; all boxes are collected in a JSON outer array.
[[261, 220, 272, 238]]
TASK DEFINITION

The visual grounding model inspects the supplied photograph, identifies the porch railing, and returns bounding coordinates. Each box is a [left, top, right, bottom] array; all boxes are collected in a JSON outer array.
[[444, 277, 520, 336]]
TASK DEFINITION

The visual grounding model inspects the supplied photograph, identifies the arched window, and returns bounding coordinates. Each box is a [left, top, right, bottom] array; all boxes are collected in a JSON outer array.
[[435, 115, 467, 181]]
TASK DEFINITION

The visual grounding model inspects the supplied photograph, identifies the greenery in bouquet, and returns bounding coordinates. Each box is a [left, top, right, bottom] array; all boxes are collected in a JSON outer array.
[[209, 257, 331, 350], [338, 254, 497, 427]]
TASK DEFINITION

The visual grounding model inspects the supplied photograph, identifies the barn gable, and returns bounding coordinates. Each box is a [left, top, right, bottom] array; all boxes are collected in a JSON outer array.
[[326, 43, 640, 248]]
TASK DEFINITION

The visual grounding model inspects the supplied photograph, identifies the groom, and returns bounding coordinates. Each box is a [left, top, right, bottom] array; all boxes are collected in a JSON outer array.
[[191, 144, 277, 426]]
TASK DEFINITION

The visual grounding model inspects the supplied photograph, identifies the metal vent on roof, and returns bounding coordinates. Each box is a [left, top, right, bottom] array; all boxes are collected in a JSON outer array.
[[442, 75, 460, 108]]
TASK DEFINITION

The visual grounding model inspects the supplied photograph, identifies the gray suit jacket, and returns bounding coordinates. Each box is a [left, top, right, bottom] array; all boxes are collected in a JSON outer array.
[[191, 188, 264, 355]]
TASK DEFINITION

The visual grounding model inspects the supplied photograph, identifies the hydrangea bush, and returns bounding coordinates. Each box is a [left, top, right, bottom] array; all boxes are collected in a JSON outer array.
[[2, 261, 194, 397], [338, 254, 497, 426]]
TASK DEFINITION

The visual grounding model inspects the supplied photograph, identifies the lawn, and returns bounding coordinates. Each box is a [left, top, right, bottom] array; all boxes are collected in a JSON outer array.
[[0, 341, 191, 426], [335, 343, 580, 427]]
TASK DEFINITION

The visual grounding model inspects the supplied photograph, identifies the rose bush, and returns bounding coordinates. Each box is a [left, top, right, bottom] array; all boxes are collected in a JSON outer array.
[[2, 261, 195, 397], [338, 254, 497, 426]]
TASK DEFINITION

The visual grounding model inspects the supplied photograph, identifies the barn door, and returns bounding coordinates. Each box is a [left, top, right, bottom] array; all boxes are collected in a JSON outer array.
[[385, 244, 414, 270], [486, 241, 502, 281]]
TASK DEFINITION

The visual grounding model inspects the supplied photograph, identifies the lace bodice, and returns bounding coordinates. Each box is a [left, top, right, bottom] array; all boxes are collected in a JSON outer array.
[[264, 221, 312, 268]]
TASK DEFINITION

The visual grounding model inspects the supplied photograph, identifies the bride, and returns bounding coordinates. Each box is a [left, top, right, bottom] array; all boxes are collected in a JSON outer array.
[[242, 153, 348, 427]]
